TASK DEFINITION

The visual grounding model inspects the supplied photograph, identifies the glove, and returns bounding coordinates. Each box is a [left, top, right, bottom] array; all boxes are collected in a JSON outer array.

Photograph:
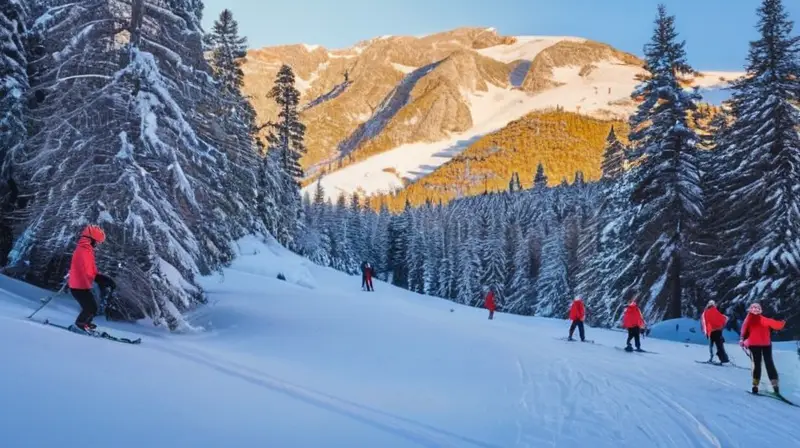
[[739, 339, 746, 348]]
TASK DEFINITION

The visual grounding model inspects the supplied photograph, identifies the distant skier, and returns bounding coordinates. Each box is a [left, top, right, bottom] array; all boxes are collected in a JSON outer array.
[[484, 288, 496, 320], [360, 261, 368, 290], [68, 225, 114, 331], [701, 300, 730, 363], [364, 263, 374, 292], [568, 297, 586, 341], [622, 300, 646, 352], [740, 303, 785, 395]]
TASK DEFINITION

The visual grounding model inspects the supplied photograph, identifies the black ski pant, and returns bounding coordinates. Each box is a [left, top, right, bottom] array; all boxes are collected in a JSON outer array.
[[626, 327, 641, 349], [71, 288, 97, 325], [709, 330, 729, 362], [750, 345, 778, 384], [569, 320, 585, 341]]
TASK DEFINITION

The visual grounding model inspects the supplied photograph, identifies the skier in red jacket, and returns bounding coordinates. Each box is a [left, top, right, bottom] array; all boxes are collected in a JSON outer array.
[[568, 297, 586, 341], [364, 263, 374, 292], [622, 300, 646, 352], [740, 303, 785, 394], [68, 225, 112, 331], [701, 300, 730, 363], [484, 288, 496, 320]]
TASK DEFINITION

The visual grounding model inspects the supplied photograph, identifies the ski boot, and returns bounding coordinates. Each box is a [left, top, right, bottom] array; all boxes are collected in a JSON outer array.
[[771, 379, 780, 396], [567, 336, 574, 342], [75, 322, 97, 332], [752, 379, 759, 394], [624, 344, 634, 352], [635, 347, 645, 352]]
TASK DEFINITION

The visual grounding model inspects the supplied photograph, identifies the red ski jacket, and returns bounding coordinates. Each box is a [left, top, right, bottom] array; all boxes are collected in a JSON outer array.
[[701, 306, 727, 336], [569, 300, 585, 321], [68, 238, 98, 290], [741, 313, 784, 347], [622, 303, 645, 329], [484, 291, 496, 312], [365, 267, 373, 280]]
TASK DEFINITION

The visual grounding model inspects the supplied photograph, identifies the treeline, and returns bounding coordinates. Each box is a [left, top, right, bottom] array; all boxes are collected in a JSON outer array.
[[300, 1, 800, 338]]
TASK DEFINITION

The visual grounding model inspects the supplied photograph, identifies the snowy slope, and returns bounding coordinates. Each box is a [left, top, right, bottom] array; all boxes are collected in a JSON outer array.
[[2, 235, 799, 447], [305, 34, 744, 200]]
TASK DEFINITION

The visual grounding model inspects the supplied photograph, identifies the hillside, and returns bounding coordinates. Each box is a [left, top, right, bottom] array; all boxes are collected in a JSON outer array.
[[374, 110, 627, 210], [2, 235, 800, 447], [242, 27, 742, 202]]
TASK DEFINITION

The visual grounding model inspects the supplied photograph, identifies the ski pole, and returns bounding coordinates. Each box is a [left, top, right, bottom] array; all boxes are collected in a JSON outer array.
[[28, 275, 69, 319]]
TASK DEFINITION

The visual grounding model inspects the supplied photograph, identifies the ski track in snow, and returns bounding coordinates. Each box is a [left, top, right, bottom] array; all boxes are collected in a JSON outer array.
[[1, 236, 799, 447]]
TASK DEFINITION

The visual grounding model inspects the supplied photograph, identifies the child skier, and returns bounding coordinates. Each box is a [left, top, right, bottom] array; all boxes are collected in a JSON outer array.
[[568, 297, 586, 341], [740, 303, 785, 395], [68, 225, 113, 331], [484, 288, 496, 320], [622, 300, 646, 352], [701, 300, 730, 363]]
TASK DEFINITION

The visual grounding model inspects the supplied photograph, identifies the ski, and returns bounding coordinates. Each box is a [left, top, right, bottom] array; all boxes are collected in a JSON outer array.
[[615, 346, 656, 354], [695, 360, 749, 370], [748, 390, 799, 407], [555, 337, 595, 344], [41, 319, 142, 345]]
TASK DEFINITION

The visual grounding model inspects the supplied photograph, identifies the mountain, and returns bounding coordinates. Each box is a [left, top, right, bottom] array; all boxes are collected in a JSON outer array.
[[3, 236, 799, 446], [241, 27, 742, 202]]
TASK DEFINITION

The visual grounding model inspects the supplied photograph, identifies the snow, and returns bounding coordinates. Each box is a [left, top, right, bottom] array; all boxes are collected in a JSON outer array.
[[303, 43, 320, 52], [476, 35, 587, 63], [295, 62, 328, 95], [391, 63, 418, 74], [2, 236, 800, 447]]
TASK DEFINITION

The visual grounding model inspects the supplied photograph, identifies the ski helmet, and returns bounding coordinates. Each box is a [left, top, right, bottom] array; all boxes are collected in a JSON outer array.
[[574, 297, 582, 302], [706, 300, 716, 308], [748, 303, 762, 315], [81, 225, 106, 244]]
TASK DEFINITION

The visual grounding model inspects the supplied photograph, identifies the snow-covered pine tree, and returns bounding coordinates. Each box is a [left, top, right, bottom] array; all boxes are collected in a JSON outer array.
[[266, 64, 306, 249], [0, 0, 29, 265], [481, 216, 507, 308], [534, 225, 571, 317], [508, 172, 522, 192], [328, 192, 357, 273], [388, 200, 411, 287], [302, 180, 332, 266], [347, 192, 366, 265], [205, 9, 247, 96], [8, 0, 263, 330], [406, 210, 426, 293], [369, 203, 390, 280], [601, 127, 625, 181], [504, 219, 533, 315], [709, 0, 800, 332], [623, 4, 704, 322], [455, 221, 482, 306]]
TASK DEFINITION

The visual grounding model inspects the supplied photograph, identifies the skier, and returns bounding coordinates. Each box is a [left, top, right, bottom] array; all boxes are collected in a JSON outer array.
[[701, 300, 730, 363], [365, 263, 374, 292], [360, 261, 368, 290], [568, 297, 586, 341], [622, 300, 646, 352], [740, 303, 785, 395], [484, 288, 496, 320], [68, 225, 114, 331]]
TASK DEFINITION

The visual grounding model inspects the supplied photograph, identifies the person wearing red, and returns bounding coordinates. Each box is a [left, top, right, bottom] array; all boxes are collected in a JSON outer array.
[[68, 225, 112, 331], [701, 300, 730, 363], [622, 300, 646, 352], [568, 297, 586, 341], [484, 288, 496, 320], [365, 263, 374, 292], [740, 303, 785, 395]]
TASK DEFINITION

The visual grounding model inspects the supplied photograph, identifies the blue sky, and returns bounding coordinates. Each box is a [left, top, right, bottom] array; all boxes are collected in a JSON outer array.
[[201, 0, 800, 71]]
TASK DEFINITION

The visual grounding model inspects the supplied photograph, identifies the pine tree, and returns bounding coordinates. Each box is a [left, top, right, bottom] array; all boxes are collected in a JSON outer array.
[[205, 9, 247, 96], [481, 217, 507, 308], [624, 4, 704, 321], [709, 0, 800, 332], [601, 127, 625, 181], [7, 0, 264, 329], [388, 200, 411, 287], [533, 162, 548, 189], [268, 64, 307, 180], [534, 226, 571, 317], [0, 0, 29, 265]]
